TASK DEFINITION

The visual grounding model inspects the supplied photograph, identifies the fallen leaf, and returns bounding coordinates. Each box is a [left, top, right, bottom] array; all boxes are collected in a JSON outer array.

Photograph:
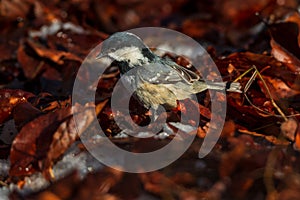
[[26, 39, 82, 64], [0, 89, 34, 124], [281, 118, 298, 141], [269, 21, 300, 72], [17, 43, 45, 80], [43, 104, 95, 179], [13, 102, 42, 131], [292, 120, 300, 151], [0, 0, 32, 21], [9, 106, 73, 178]]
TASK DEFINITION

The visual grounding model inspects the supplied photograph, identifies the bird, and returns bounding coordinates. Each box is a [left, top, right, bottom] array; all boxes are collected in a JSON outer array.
[[96, 31, 241, 110]]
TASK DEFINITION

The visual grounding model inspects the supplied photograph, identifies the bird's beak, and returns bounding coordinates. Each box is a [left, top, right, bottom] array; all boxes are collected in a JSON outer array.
[[96, 52, 105, 60]]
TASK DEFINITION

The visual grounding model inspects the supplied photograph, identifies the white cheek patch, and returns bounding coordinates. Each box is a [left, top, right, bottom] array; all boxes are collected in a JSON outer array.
[[108, 46, 149, 67]]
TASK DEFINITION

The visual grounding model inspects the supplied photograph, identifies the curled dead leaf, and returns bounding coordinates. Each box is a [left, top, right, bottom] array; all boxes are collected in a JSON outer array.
[[43, 104, 95, 179], [269, 21, 300, 72], [281, 118, 298, 141], [9, 106, 73, 178], [0, 89, 34, 124]]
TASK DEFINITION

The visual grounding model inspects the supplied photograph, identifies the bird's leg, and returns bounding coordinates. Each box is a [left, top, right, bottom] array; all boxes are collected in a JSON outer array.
[[233, 65, 288, 120]]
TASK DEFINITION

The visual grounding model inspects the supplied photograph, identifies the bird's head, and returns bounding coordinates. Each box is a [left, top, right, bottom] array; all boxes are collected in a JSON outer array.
[[96, 32, 156, 72]]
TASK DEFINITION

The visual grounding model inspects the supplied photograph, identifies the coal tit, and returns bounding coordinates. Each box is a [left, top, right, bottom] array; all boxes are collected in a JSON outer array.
[[96, 32, 241, 110]]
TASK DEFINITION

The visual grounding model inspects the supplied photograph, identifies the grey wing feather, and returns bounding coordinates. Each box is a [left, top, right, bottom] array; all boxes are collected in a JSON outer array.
[[136, 61, 200, 85], [163, 59, 200, 84], [136, 63, 184, 84]]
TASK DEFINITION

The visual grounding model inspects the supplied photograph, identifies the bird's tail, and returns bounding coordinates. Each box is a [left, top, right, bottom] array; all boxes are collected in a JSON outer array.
[[206, 81, 242, 93], [193, 81, 242, 93]]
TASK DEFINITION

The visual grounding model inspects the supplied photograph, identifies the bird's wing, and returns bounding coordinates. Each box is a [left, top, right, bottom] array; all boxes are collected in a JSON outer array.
[[163, 59, 200, 84], [136, 63, 183, 84], [136, 61, 200, 85]]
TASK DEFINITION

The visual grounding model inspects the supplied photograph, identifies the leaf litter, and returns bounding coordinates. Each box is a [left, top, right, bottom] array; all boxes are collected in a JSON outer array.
[[0, 0, 300, 199]]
